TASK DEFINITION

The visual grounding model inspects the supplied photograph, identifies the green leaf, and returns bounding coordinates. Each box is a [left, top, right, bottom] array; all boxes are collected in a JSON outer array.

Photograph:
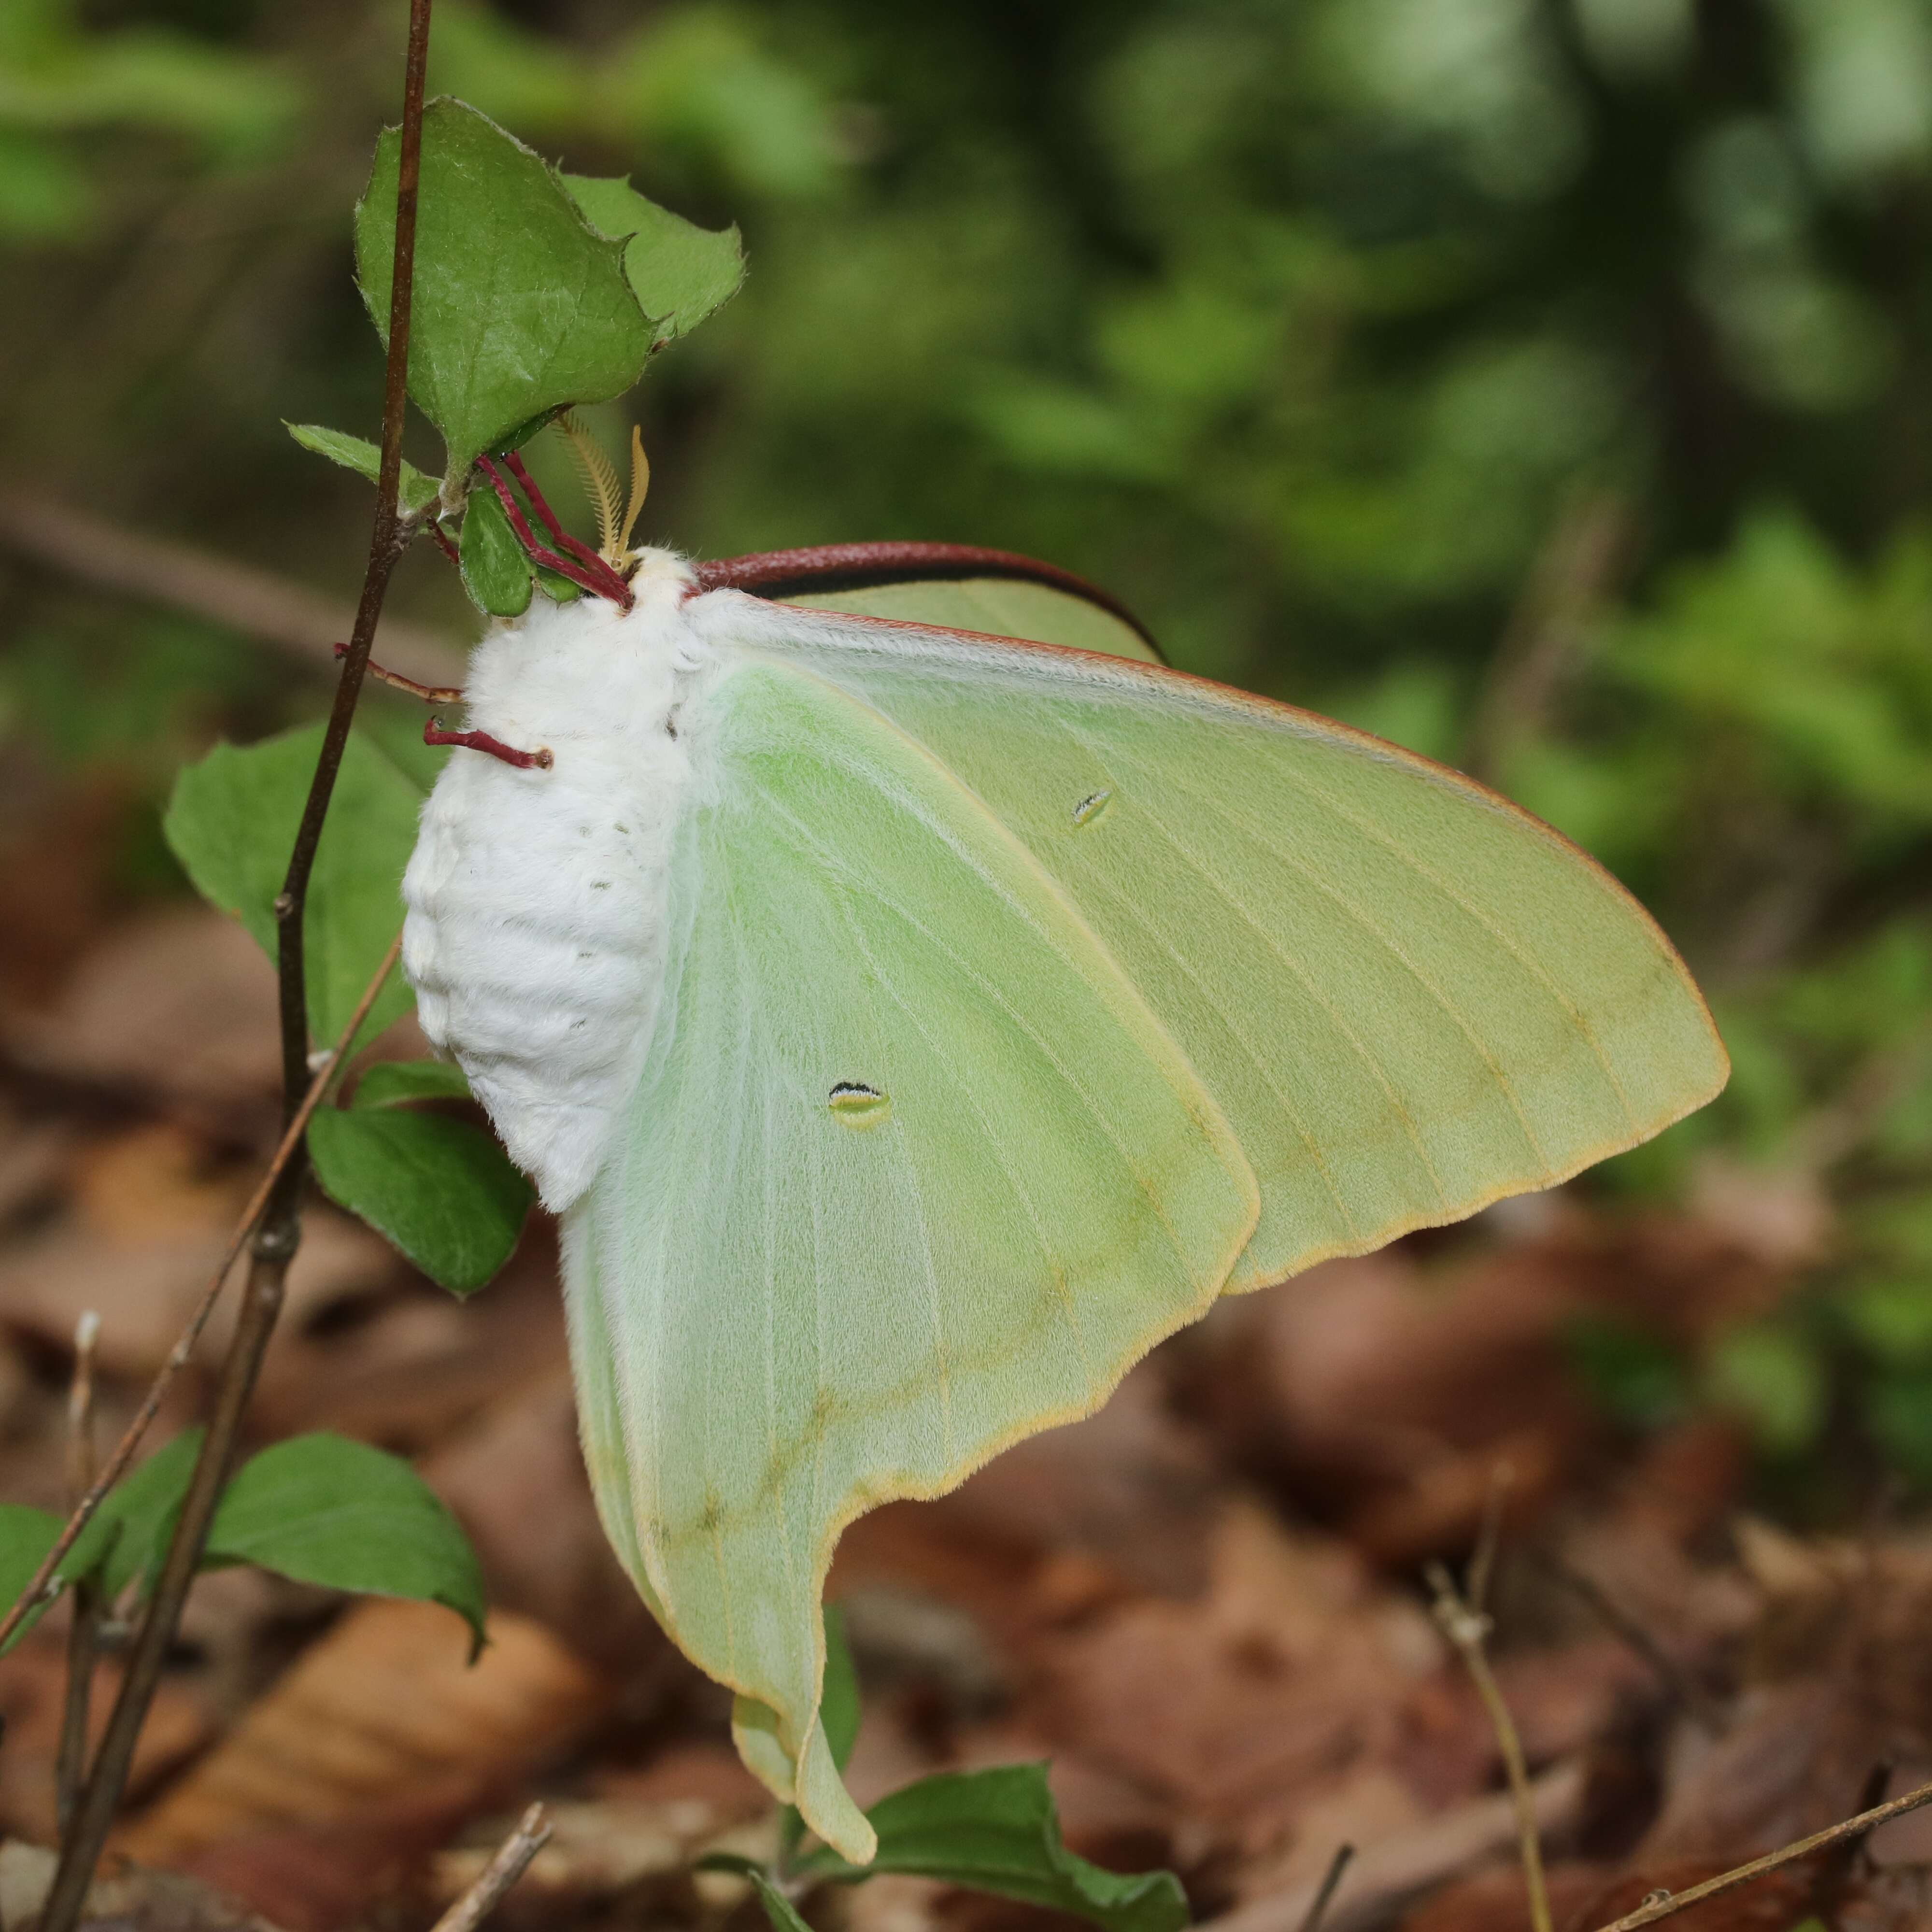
[[561, 173, 746, 346], [803, 1766, 1188, 1932], [69, 1429, 206, 1605], [0, 1504, 61, 1654], [207, 1433, 487, 1652], [744, 1870, 816, 1932], [163, 724, 424, 1048], [355, 1059, 472, 1108], [308, 1107, 532, 1295], [355, 98, 654, 476], [691, 1856, 816, 1932], [458, 484, 533, 617], [285, 423, 440, 517], [821, 1603, 860, 1772], [0, 1430, 205, 1652]]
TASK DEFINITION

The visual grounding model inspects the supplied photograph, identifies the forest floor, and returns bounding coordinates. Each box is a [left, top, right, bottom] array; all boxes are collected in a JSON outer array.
[[2, 885, 1930, 1932]]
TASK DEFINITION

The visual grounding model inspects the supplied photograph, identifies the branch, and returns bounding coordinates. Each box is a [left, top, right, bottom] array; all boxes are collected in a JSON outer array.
[[1590, 1775, 1932, 1930], [430, 1804, 553, 1932], [1427, 1550, 1553, 1932], [0, 930, 403, 1658], [56, 1311, 101, 1838], [37, 11, 434, 1915], [0, 492, 464, 691]]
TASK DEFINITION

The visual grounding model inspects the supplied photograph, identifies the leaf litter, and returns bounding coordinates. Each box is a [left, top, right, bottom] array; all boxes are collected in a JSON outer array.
[[6, 843, 1932, 1932]]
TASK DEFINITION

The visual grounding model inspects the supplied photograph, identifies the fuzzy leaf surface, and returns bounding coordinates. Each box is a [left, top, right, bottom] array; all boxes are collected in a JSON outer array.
[[308, 1106, 532, 1295], [356, 98, 653, 474]]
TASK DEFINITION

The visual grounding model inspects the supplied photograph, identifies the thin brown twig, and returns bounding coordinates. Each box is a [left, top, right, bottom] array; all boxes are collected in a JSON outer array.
[[0, 929, 404, 1659], [1529, 1548, 1725, 1735], [1463, 489, 1629, 784], [429, 1804, 553, 1932], [1465, 1461, 1511, 1615], [1427, 1561, 1553, 1932], [0, 492, 464, 689], [1591, 1774, 1932, 1931], [1293, 1846, 1354, 1932], [38, 9, 436, 1908], [55, 1311, 100, 1837], [334, 640, 464, 703]]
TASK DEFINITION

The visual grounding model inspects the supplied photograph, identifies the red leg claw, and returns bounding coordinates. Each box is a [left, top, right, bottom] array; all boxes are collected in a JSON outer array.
[[425, 717, 553, 770]]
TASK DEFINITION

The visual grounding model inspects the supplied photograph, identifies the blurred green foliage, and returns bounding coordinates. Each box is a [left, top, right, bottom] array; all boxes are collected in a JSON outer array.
[[4, 0, 1932, 1494]]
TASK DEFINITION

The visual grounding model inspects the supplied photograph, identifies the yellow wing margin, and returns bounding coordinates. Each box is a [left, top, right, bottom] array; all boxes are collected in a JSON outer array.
[[689, 592, 1730, 1295]]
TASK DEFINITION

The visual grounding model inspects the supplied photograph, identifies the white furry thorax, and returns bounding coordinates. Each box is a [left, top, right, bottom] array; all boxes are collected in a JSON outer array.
[[401, 550, 714, 1212]]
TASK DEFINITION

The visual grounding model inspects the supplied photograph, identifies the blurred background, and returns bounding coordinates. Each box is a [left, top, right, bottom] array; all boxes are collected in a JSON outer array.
[[9, 0, 1932, 1497], [5, 4, 1932, 1921]]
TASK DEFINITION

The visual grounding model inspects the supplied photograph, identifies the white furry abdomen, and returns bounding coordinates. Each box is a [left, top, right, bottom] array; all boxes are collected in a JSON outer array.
[[401, 553, 709, 1212]]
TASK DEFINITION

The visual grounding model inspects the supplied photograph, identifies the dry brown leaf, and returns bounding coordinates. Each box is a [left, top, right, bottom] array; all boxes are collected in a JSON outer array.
[[1024, 1500, 1459, 1855], [1397, 1860, 1613, 1932], [421, 1372, 673, 1675], [250, 1227, 568, 1449], [0, 1199, 400, 1379], [0, 1622, 215, 1842], [3, 905, 281, 1113], [0, 1840, 294, 1932], [117, 1598, 603, 1872], [1564, 1856, 1822, 1931]]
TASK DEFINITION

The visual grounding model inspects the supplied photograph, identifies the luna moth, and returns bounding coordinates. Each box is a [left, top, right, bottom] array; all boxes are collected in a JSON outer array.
[[399, 493, 1727, 1864]]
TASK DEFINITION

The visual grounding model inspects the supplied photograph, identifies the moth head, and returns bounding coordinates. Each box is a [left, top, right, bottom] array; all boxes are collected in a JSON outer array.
[[555, 412, 651, 576]]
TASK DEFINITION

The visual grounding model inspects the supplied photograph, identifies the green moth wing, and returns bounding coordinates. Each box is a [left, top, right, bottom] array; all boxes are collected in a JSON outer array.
[[565, 652, 1257, 1862], [693, 595, 1730, 1297], [695, 543, 1163, 664]]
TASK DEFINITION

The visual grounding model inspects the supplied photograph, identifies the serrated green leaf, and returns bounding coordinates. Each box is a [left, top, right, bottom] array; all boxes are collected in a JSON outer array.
[[163, 724, 423, 1048], [285, 423, 440, 517], [206, 1433, 487, 1652], [561, 174, 745, 346], [458, 484, 532, 616], [0, 1504, 61, 1655], [308, 1107, 532, 1295], [803, 1765, 1188, 1932], [355, 1059, 472, 1108], [355, 98, 653, 476]]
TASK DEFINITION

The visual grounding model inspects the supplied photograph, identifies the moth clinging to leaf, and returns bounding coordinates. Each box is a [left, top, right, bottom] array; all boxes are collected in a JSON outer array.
[[398, 439, 1728, 1863]]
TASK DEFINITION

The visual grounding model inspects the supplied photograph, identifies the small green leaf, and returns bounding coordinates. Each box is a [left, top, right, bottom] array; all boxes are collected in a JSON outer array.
[[164, 724, 424, 1048], [533, 560, 582, 602], [458, 485, 533, 617], [745, 1870, 816, 1932], [69, 1429, 206, 1604], [803, 1765, 1188, 1932], [355, 1059, 472, 1108], [207, 1434, 487, 1652], [0, 1505, 61, 1654], [308, 1107, 532, 1295], [560, 174, 746, 346], [356, 99, 654, 476], [822, 1604, 860, 1772], [285, 423, 440, 516]]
